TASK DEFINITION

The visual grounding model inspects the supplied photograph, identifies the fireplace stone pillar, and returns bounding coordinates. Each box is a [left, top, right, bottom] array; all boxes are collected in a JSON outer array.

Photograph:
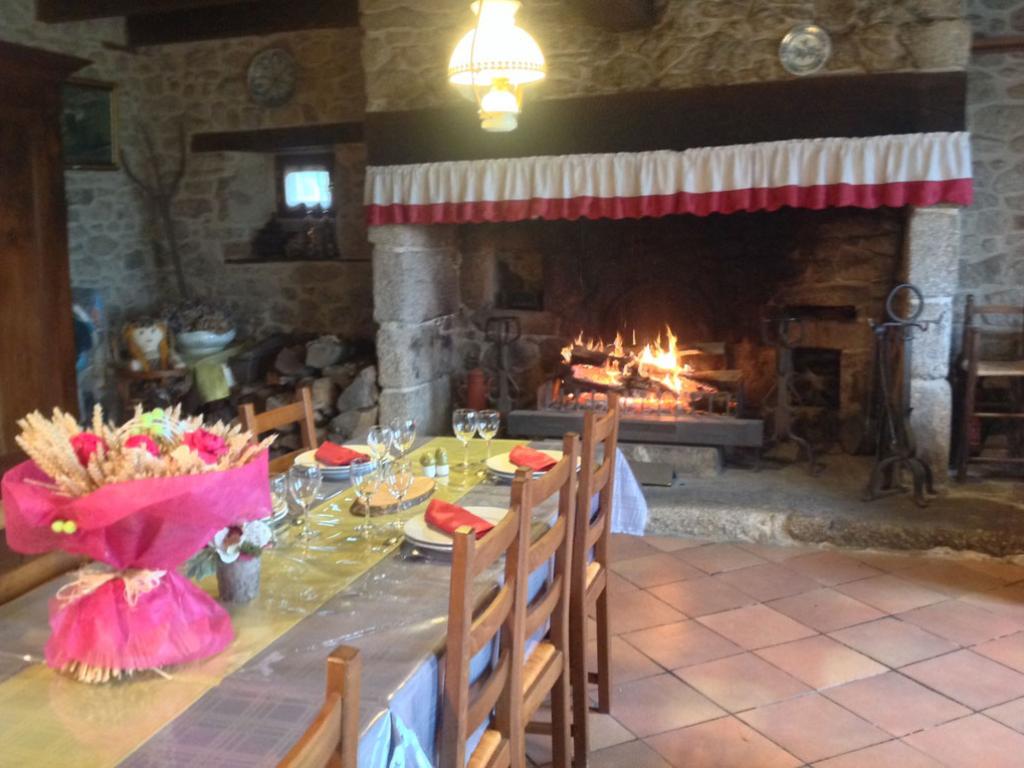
[[369, 224, 458, 435], [902, 205, 961, 484]]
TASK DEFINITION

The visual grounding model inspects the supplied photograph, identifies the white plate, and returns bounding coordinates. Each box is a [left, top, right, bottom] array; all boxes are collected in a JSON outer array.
[[485, 449, 563, 478], [294, 444, 373, 475], [404, 505, 508, 550]]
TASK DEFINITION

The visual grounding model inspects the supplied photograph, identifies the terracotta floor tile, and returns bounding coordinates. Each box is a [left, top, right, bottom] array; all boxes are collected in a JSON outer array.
[[812, 740, 945, 768], [643, 535, 708, 552], [714, 562, 820, 602], [829, 618, 958, 668], [902, 649, 1024, 709], [735, 542, 822, 562], [898, 598, 1024, 645], [768, 588, 884, 633], [975, 631, 1024, 673], [673, 652, 809, 712], [605, 589, 684, 635], [622, 620, 742, 670], [610, 534, 661, 563], [985, 697, 1024, 732], [756, 635, 886, 690], [899, 561, 1004, 597], [738, 693, 888, 763], [587, 635, 664, 684], [697, 604, 816, 650], [607, 570, 640, 594], [823, 671, 969, 736], [646, 715, 801, 768], [612, 553, 706, 589], [610, 673, 724, 738], [784, 551, 884, 586], [904, 714, 1024, 768], [526, 710, 633, 764], [648, 576, 756, 618], [674, 543, 767, 574], [835, 575, 947, 614], [588, 740, 672, 768], [961, 583, 1024, 624], [846, 550, 925, 573], [961, 557, 1024, 584]]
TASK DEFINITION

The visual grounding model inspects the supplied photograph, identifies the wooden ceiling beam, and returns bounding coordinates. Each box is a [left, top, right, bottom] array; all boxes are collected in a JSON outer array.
[[566, 0, 658, 31], [37, 0, 244, 23], [125, 0, 358, 46]]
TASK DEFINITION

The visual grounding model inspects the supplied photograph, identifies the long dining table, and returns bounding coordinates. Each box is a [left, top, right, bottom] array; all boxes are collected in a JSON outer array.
[[0, 437, 647, 767]]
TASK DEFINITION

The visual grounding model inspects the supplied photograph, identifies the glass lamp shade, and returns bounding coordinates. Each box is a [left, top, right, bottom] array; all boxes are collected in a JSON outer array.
[[479, 80, 520, 132], [447, 0, 546, 88]]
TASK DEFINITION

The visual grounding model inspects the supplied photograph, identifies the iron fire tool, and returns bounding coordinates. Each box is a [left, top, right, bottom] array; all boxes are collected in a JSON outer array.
[[761, 316, 825, 475], [864, 283, 936, 507], [485, 315, 522, 418]]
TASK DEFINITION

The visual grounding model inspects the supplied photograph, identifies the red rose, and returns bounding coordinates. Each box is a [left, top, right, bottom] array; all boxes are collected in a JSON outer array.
[[124, 434, 160, 457], [182, 429, 229, 465], [69, 432, 107, 467]]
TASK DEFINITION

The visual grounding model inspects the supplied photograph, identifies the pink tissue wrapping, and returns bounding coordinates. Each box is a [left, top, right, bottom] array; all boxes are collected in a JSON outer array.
[[0, 452, 271, 675]]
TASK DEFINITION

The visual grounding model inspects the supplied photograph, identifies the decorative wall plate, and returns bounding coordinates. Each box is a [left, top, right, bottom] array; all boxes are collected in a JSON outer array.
[[779, 24, 832, 76], [247, 47, 297, 107]]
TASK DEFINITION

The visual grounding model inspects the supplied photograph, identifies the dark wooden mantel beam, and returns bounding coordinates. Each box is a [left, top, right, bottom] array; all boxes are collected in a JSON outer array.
[[37, 0, 244, 22], [566, 0, 658, 31]]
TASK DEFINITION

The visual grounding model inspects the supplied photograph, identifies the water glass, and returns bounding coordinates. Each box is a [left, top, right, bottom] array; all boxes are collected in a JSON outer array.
[[270, 474, 288, 515], [288, 464, 323, 542], [389, 417, 416, 458], [476, 409, 500, 464], [452, 409, 478, 475], [367, 426, 393, 464], [350, 457, 381, 531]]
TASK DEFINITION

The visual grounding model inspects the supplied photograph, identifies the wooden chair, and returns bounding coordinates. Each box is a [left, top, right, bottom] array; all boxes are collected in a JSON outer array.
[[439, 499, 523, 768], [239, 386, 317, 474], [514, 433, 580, 768], [957, 295, 1024, 481], [278, 645, 361, 768], [569, 395, 620, 762]]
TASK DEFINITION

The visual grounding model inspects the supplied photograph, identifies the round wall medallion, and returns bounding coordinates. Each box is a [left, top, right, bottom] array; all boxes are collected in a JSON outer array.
[[247, 47, 297, 107], [779, 24, 832, 76]]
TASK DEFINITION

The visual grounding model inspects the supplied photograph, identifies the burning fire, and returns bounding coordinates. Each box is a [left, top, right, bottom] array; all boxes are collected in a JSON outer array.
[[560, 326, 714, 400]]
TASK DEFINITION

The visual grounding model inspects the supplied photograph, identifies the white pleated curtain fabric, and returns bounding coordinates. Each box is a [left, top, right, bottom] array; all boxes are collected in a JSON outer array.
[[365, 131, 972, 225]]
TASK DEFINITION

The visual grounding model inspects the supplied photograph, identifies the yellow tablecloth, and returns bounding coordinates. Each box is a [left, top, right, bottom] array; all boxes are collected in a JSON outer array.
[[0, 437, 511, 768]]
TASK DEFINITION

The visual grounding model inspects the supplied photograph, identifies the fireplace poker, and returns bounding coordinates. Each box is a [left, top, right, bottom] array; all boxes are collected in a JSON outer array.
[[486, 316, 521, 418], [864, 283, 936, 507]]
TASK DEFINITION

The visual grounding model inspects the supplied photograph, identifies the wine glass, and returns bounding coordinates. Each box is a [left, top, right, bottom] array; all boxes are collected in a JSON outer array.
[[389, 417, 416, 459], [452, 409, 478, 478], [383, 459, 415, 542], [350, 457, 382, 540], [367, 426, 393, 465], [287, 464, 322, 542], [476, 410, 500, 465]]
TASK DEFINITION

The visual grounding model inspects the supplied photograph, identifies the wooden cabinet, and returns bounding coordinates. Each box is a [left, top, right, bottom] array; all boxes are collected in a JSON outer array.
[[0, 41, 86, 472]]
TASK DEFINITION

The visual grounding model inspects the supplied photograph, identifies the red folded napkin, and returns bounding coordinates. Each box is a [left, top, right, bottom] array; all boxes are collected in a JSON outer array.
[[509, 445, 558, 472], [425, 499, 494, 539], [315, 442, 369, 467]]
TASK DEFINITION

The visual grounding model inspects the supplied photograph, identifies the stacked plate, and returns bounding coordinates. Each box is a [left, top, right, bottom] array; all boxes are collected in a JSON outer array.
[[403, 506, 509, 553], [293, 444, 373, 481], [484, 449, 565, 481]]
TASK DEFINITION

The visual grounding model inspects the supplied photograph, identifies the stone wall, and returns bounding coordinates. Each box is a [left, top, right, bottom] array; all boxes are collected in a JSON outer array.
[[361, 0, 970, 113], [0, 2, 165, 322], [960, 1, 1024, 332]]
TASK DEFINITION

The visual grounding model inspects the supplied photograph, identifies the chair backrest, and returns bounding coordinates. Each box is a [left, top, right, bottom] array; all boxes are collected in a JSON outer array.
[[574, 395, 621, 587], [964, 294, 1024, 358], [439, 503, 523, 768], [279, 645, 361, 768], [510, 433, 580, 712], [239, 386, 317, 473]]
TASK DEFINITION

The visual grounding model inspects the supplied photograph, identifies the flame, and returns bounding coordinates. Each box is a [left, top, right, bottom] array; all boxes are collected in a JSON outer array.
[[560, 325, 714, 403]]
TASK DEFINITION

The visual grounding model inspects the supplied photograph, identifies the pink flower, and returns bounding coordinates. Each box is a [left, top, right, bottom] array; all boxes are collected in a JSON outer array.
[[182, 429, 229, 465], [70, 433, 107, 467], [124, 434, 160, 457]]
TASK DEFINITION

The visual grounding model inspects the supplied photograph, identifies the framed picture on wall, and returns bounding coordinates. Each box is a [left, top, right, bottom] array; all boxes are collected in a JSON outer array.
[[61, 78, 118, 170]]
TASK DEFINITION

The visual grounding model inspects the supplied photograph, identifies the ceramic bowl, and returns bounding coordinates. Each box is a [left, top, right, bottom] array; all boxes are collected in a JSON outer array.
[[177, 328, 236, 356]]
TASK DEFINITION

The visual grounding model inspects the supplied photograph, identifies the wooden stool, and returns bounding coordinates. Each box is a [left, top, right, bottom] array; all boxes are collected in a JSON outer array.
[[569, 395, 621, 763], [239, 386, 317, 474], [278, 645, 361, 768]]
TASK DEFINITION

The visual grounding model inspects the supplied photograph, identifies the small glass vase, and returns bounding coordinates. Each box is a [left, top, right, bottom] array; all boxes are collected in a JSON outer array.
[[216, 556, 261, 604]]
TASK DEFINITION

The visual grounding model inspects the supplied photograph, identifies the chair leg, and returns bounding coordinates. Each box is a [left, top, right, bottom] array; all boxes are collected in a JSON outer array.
[[569, 602, 590, 767], [551, 665, 573, 768], [958, 371, 978, 483], [594, 588, 612, 715]]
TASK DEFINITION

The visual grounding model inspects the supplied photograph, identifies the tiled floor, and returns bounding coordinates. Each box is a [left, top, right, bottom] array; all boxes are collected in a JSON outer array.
[[528, 534, 1024, 767]]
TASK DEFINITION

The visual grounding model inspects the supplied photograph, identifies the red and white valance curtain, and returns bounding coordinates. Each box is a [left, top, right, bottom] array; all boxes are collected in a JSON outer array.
[[365, 131, 972, 226]]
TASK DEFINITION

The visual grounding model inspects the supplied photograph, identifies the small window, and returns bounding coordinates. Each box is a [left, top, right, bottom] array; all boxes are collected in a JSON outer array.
[[276, 152, 335, 216]]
